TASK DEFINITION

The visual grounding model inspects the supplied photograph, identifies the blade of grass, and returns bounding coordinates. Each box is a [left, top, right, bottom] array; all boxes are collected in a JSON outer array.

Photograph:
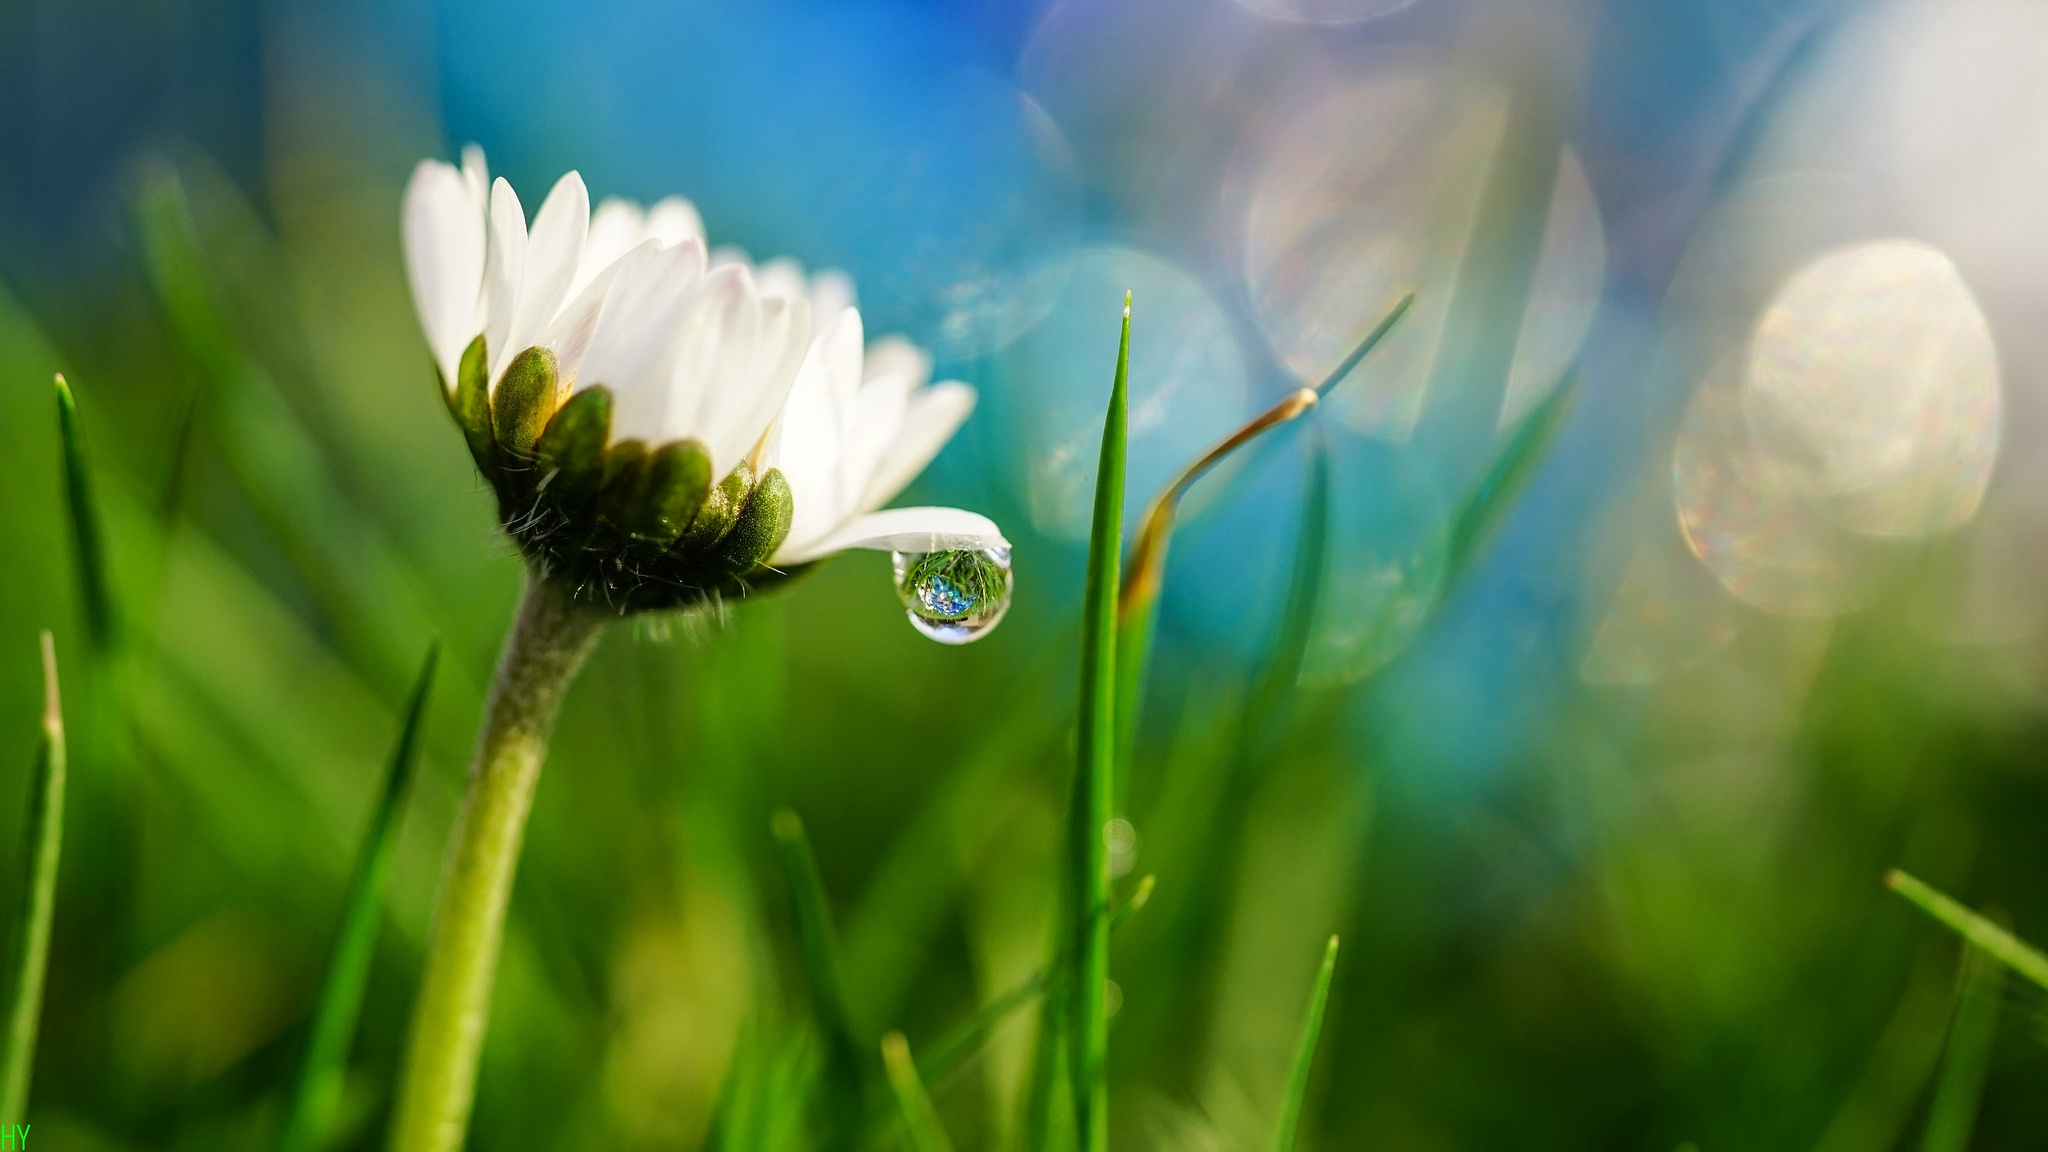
[[55, 377, 115, 655], [883, 1032, 958, 1152], [707, 1018, 820, 1152], [1886, 870, 2048, 991], [916, 876, 1155, 1097], [771, 809, 867, 1146], [1270, 935, 1339, 1152], [1114, 291, 1412, 782], [0, 635, 66, 1125], [279, 642, 440, 1152], [841, 654, 1066, 1028], [1021, 1017, 1072, 1152], [1918, 942, 2004, 1152], [130, 161, 428, 693], [1813, 945, 1954, 1152], [1123, 443, 1330, 1085], [1065, 293, 1130, 1152], [1250, 438, 1331, 724], [1308, 290, 1416, 397], [1439, 370, 1576, 593], [1116, 389, 1314, 782]]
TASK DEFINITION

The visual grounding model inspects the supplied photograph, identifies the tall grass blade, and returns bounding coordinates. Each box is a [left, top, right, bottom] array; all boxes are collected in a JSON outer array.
[[1439, 371, 1576, 593], [1887, 870, 2048, 991], [278, 642, 440, 1152], [1126, 443, 1330, 1083], [1113, 291, 1410, 778], [771, 809, 867, 1144], [0, 635, 66, 1125], [1308, 290, 1415, 396], [130, 160, 429, 691], [1270, 935, 1339, 1152], [883, 1032, 958, 1152], [1065, 293, 1130, 1152], [707, 1020, 820, 1152], [1251, 439, 1331, 722], [1918, 942, 2004, 1152], [1813, 947, 1954, 1152], [915, 875, 1155, 1100], [1116, 389, 1314, 777], [1021, 1016, 1071, 1152], [54, 377, 115, 655]]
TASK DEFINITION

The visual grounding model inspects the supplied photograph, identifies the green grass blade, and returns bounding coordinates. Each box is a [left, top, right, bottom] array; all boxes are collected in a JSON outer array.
[[771, 809, 867, 1142], [1112, 291, 1410, 781], [1066, 293, 1129, 1152], [1251, 439, 1331, 722], [1918, 942, 2004, 1152], [883, 1032, 958, 1152], [1308, 290, 1415, 396], [915, 876, 1154, 1099], [1440, 370, 1576, 593], [54, 377, 116, 655], [0, 635, 67, 1125], [131, 160, 247, 387], [278, 642, 439, 1152], [925, 969, 1049, 1092], [130, 160, 433, 693], [1887, 870, 2048, 991], [1270, 935, 1339, 1152], [1116, 390, 1316, 785]]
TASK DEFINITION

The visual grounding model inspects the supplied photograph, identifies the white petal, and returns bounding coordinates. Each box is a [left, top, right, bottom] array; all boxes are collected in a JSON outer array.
[[823, 308, 866, 427], [591, 241, 708, 440], [682, 268, 764, 458], [461, 145, 489, 202], [579, 197, 649, 298], [541, 251, 628, 386], [483, 177, 528, 387], [506, 171, 588, 366], [863, 334, 930, 390], [856, 383, 976, 514], [709, 294, 810, 477], [840, 375, 908, 517], [645, 197, 704, 246], [402, 160, 486, 387], [772, 338, 846, 548], [650, 264, 745, 446], [754, 257, 809, 304], [808, 268, 857, 321], [776, 506, 1009, 566]]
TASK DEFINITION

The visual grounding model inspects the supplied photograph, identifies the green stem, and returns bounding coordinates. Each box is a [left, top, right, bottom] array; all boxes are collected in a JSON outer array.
[[0, 634, 66, 1125], [388, 576, 606, 1152]]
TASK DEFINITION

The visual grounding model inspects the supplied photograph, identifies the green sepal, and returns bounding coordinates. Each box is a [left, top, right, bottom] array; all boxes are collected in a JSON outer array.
[[617, 439, 713, 547], [533, 386, 612, 519], [452, 335, 498, 481], [714, 467, 793, 576], [599, 438, 645, 491], [491, 345, 560, 463], [678, 461, 754, 554]]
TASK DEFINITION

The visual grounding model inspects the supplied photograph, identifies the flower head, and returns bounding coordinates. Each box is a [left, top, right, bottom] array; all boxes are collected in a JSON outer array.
[[403, 148, 1008, 618]]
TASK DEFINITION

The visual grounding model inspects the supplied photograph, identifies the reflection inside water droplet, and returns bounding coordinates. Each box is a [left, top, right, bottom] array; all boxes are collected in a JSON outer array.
[[891, 548, 1014, 644]]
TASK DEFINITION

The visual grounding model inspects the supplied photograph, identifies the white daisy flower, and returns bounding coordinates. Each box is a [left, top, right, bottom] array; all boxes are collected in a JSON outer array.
[[400, 147, 1008, 625]]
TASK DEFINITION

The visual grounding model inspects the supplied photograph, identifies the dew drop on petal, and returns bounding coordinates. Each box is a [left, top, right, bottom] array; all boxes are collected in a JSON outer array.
[[891, 548, 1014, 644]]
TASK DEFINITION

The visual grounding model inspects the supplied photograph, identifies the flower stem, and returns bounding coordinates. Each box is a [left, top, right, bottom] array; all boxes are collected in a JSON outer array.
[[389, 575, 606, 1152]]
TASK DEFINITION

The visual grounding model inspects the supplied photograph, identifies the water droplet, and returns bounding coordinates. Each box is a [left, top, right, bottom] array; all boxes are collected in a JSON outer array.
[[891, 548, 1013, 644]]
